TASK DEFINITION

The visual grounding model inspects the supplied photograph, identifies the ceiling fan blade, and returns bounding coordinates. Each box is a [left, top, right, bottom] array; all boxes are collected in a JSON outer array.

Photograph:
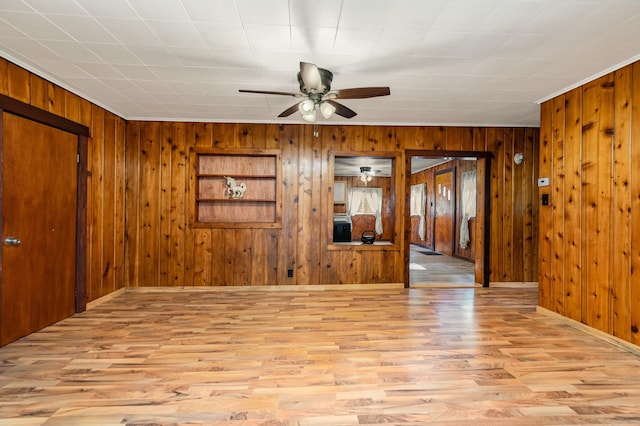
[[325, 100, 357, 119], [332, 87, 390, 99], [299, 61, 322, 93], [277, 103, 302, 118], [239, 89, 299, 97]]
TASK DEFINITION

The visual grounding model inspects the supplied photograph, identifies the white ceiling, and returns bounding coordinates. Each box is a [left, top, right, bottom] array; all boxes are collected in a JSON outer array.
[[335, 156, 452, 176], [1, 0, 640, 127]]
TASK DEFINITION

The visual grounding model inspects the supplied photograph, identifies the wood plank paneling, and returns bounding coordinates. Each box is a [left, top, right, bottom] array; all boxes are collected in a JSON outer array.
[[139, 122, 162, 287], [102, 111, 117, 295], [488, 128, 505, 282], [169, 122, 187, 286], [88, 106, 105, 300], [125, 121, 141, 288], [581, 75, 613, 332], [631, 62, 640, 346], [475, 157, 487, 284], [551, 96, 565, 314], [502, 128, 514, 281], [563, 88, 582, 322], [538, 101, 553, 310], [278, 125, 299, 284], [539, 60, 640, 348], [0, 61, 30, 103], [512, 128, 525, 282], [612, 66, 632, 340]]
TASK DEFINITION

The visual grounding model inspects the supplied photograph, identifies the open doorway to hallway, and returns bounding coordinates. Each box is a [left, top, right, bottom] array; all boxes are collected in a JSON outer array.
[[407, 152, 490, 287]]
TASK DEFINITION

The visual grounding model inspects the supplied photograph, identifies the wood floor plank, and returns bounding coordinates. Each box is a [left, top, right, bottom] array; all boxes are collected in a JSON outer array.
[[1, 287, 640, 424]]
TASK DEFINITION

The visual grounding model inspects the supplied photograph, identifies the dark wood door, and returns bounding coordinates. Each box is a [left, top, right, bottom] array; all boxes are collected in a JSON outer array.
[[1, 112, 78, 345], [434, 170, 455, 256]]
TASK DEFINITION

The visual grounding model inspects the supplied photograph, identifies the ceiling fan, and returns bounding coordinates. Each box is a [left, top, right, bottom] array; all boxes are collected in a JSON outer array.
[[239, 62, 390, 122]]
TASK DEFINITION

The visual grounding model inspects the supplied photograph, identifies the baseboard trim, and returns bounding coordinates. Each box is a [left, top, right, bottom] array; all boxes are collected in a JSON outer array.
[[536, 306, 640, 357], [490, 281, 538, 288], [86, 287, 126, 310], [125, 283, 405, 292]]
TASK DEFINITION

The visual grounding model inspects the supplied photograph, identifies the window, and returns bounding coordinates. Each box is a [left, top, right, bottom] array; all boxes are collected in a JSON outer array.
[[347, 187, 383, 235]]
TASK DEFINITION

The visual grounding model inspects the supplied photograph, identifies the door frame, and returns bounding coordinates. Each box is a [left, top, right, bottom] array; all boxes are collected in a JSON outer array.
[[405, 150, 492, 287], [0, 94, 90, 312]]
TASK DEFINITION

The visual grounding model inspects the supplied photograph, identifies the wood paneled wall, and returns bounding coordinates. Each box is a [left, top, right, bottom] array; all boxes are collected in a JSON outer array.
[[539, 60, 640, 346], [125, 123, 539, 287], [1, 57, 539, 299], [0, 58, 126, 302]]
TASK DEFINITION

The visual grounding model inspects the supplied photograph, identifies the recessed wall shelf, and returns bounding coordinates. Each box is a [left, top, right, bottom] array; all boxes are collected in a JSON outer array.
[[190, 148, 282, 228]]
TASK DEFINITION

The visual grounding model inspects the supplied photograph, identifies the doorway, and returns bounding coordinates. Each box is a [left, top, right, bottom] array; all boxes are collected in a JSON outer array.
[[1, 113, 77, 344], [0, 95, 89, 346], [405, 150, 491, 287]]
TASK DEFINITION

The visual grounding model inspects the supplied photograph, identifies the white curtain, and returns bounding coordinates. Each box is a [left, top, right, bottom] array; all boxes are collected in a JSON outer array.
[[347, 187, 383, 235], [410, 183, 426, 240], [460, 170, 477, 249]]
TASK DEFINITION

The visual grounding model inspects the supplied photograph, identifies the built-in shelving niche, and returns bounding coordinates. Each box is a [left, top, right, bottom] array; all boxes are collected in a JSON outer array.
[[190, 148, 282, 228]]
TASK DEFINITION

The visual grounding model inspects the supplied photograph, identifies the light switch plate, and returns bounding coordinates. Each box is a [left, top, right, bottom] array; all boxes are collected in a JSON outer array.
[[538, 177, 550, 187]]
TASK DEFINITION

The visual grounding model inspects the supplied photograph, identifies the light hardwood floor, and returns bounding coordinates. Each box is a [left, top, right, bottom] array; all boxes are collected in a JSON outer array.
[[1, 287, 640, 425], [409, 244, 476, 287]]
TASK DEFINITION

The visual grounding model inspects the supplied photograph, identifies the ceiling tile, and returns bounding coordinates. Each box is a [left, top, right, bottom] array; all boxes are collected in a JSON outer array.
[[0, 0, 32, 12], [41, 40, 103, 62], [291, 26, 337, 54], [384, 0, 448, 30], [127, 45, 182, 66], [0, 37, 60, 60], [243, 24, 291, 52], [0, 11, 73, 40], [290, 0, 342, 27], [74, 62, 126, 79], [195, 22, 249, 49], [46, 15, 119, 43], [180, 0, 241, 23], [22, 0, 89, 16], [85, 43, 142, 65], [339, 0, 396, 29], [235, 0, 289, 25], [478, 1, 548, 34], [126, 0, 191, 21], [97, 17, 164, 46], [74, 0, 139, 19], [433, 0, 502, 32], [145, 21, 206, 48], [333, 28, 382, 54]]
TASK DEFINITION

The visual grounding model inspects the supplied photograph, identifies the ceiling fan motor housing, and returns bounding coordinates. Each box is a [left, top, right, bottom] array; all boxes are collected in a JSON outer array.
[[298, 68, 333, 95]]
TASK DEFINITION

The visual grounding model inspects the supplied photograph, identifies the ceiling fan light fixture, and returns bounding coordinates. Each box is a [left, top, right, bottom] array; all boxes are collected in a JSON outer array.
[[298, 99, 315, 114], [360, 166, 373, 184], [240, 62, 390, 121], [320, 101, 336, 119], [302, 109, 316, 122]]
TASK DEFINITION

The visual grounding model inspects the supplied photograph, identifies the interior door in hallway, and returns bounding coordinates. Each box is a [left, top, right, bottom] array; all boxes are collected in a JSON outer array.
[[1, 112, 78, 345], [434, 170, 455, 256]]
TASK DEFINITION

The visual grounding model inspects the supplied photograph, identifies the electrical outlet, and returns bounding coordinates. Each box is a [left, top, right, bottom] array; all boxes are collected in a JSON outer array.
[[287, 269, 293, 278]]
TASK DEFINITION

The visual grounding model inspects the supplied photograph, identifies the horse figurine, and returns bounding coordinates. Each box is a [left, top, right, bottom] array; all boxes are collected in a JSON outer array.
[[223, 176, 247, 199]]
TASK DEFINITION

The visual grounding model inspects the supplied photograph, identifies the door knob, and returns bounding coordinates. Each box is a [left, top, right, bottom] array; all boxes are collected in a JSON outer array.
[[4, 237, 21, 246]]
